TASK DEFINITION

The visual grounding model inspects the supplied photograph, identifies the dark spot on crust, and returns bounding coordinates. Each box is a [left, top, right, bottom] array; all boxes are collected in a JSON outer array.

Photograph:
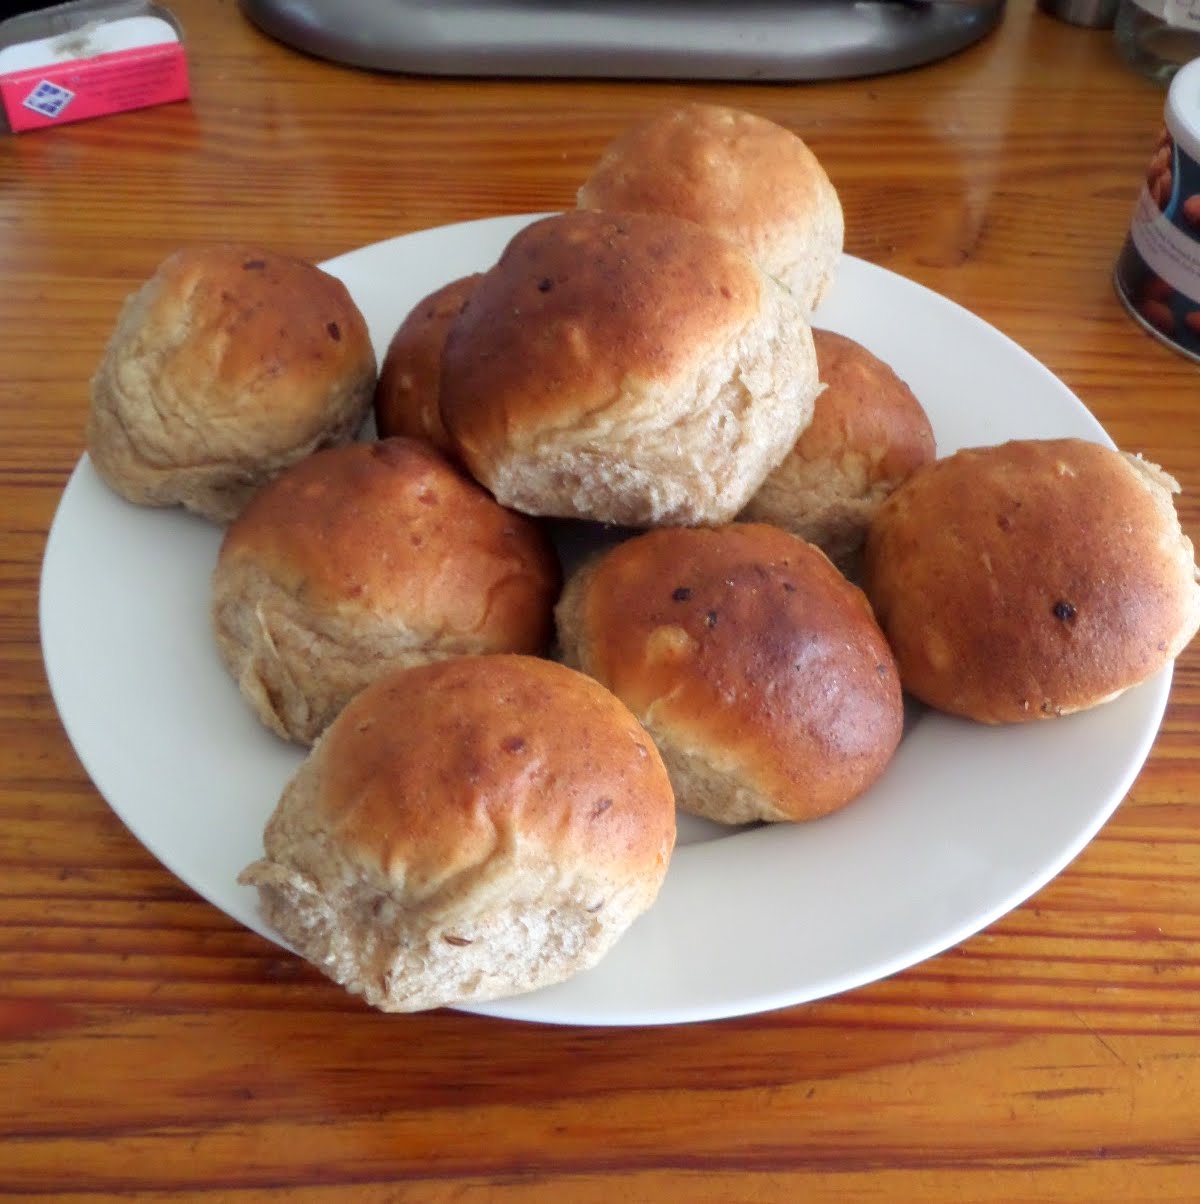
[[782, 581, 797, 593], [876, 663, 888, 676], [502, 736, 526, 754], [326, 321, 341, 341], [537, 277, 554, 293], [672, 587, 692, 602], [242, 259, 266, 270], [705, 610, 719, 628], [591, 797, 613, 819], [443, 934, 473, 947], [1052, 600, 1076, 621], [997, 503, 1022, 532], [720, 285, 732, 299], [417, 488, 438, 506], [587, 900, 605, 913]]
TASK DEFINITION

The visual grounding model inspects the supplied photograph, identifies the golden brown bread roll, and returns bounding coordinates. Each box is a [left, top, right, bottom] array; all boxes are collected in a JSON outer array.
[[577, 103, 844, 311], [212, 437, 561, 744], [238, 654, 677, 1013], [742, 328, 936, 569], [439, 209, 819, 528], [556, 522, 903, 824], [862, 438, 1200, 723], [88, 245, 376, 523], [373, 273, 482, 455]]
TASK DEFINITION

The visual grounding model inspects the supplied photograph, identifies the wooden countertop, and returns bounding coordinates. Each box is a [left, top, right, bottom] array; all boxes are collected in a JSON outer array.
[[3, 1, 1199, 1198]]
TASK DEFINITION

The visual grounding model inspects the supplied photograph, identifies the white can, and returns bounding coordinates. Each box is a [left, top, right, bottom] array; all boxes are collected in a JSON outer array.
[[1114, 55, 1200, 362]]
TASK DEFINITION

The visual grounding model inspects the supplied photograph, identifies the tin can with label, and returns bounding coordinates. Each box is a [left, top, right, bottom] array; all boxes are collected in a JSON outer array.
[[1114, 55, 1200, 362]]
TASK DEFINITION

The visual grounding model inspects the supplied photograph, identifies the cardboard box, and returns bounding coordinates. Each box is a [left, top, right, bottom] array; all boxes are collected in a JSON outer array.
[[0, 0, 188, 132]]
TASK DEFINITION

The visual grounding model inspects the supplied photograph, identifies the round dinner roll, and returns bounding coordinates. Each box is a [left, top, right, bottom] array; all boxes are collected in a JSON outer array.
[[742, 328, 936, 568], [88, 244, 376, 523], [373, 273, 482, 455], [577, 103, 844, 311], [212, 438, 561, 745], [440, 209, 820, 528], [556, 523, 904, 825], [862, 438, 1200, 723], [238, 654, 677, 1013]]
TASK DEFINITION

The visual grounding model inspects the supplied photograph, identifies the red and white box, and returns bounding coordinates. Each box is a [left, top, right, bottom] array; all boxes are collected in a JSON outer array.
[[0, 1, 188, 133]]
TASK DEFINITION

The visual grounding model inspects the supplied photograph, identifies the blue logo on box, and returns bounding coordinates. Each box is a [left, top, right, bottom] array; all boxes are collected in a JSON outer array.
[[22, 80, 75, 119]]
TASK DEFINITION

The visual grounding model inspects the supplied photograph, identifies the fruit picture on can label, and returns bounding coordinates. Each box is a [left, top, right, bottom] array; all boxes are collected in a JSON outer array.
[[1147, 127, 1173, 211]]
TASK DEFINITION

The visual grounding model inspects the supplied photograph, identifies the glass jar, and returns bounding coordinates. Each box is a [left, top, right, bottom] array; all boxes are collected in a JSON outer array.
[[1115, 0, 1200, 83]]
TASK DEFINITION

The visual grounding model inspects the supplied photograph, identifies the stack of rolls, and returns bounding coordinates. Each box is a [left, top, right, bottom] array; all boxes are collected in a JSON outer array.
[[82, 102, 1200, 1015]]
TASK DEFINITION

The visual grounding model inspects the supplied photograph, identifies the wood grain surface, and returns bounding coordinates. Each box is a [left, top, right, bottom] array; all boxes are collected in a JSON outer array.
[[3, 0, 1199, 1198]]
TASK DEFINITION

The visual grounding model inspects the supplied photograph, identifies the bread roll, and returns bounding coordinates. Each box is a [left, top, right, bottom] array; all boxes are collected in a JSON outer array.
[[440, 209, 819, 528], [373, 273, 482, 455], [87, 245, 376, 523], [577, 103, 843, 311], [239, 654, 676, 1013], [556, 523, 903, 824], [862, 438, 1200, 723], [742, 328, 936, 568], [212, 438, 560, 744]]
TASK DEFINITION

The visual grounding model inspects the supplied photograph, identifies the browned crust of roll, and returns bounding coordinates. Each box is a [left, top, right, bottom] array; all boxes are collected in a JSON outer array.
[[556, 522, 903, 823], [441, 209, 765, 454], [743, 328, 936, 566], [577, 103, 843, 309], [373, 273, 482, 454], [212, 438, 561, 743], [88, 244, 377, 522], [439, 209, 818, 527], [861, 438, 1200, 723], [239, 654, 676, 1012]]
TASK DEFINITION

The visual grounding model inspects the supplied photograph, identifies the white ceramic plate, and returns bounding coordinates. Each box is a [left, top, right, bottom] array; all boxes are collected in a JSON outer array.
[[40, 214, 1171, 1027]]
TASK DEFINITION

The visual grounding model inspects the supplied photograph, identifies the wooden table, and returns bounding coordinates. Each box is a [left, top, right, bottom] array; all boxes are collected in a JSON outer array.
[[4, 2, 1199, 1198]]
